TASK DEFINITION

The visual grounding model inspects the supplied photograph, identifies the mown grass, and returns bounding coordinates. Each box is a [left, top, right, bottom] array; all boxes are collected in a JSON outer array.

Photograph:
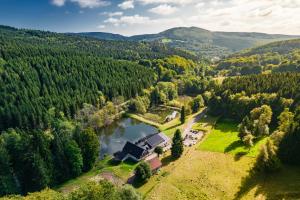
[[198, 119, 268, 157]]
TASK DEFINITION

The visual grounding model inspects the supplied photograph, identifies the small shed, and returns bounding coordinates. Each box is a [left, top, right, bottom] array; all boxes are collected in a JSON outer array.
[[147, 157, 162, 173]]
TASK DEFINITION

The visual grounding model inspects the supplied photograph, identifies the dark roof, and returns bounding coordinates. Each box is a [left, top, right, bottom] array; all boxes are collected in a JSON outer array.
[[122, 141, 146, 159], [113, 151, 126, 161], [147, 157, 162, 171], [146, 134, 164, 148]]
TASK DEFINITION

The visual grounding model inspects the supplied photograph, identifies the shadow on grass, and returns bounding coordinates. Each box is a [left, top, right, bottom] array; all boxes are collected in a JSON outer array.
[[233, 165, 300, 200], [224, 140, 244, 153], [161, 155, 176, 167], [164, 123, 181, 131], [234, 152, 247, 161], [234, 168, 262, 200]]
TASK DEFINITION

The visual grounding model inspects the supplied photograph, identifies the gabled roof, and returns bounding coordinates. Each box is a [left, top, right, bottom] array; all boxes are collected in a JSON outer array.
[[147, 157, 162, 171], [122, 141, 146, 159], [146, 134, 165, 148]]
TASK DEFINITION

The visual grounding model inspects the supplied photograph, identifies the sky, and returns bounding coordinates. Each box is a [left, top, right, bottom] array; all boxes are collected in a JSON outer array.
[[0, 0, 300, 36]]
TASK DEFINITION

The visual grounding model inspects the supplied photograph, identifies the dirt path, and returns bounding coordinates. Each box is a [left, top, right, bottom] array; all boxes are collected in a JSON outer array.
[[183, 108, 207, 137]]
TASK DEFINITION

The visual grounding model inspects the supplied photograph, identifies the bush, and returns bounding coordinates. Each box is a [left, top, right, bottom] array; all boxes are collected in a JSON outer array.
[[134, 162, 152, 183], [255, 140, 281, 173]]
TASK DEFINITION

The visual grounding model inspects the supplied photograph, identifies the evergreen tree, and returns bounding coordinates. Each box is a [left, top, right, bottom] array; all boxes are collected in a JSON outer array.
[[171, 130, 184, 159], [74, 127, 99, 172], [180, 106, 186, 124]]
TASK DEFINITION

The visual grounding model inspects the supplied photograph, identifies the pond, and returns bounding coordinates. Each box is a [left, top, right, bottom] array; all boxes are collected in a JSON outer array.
[[98, 117, 158, 158]]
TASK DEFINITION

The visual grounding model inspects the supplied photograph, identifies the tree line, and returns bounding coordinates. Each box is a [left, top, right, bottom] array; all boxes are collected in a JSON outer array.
[[0, 109, 99, 196]]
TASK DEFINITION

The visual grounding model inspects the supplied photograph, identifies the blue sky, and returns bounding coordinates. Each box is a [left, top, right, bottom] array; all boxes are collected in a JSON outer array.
[[0, 0, 300, 36]]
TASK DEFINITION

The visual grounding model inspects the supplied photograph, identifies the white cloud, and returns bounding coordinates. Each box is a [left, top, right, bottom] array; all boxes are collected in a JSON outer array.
[[51, 0, 110, 8], [137, 0, 197, 5], [118, 0, 134, 10], [98, 0, 300, 36], [52, 0, 66, 6], [105, 14, 150, 26], [149, 4, 178, 15], [98, 25, 106, 29], [102, 11, 124, 17]]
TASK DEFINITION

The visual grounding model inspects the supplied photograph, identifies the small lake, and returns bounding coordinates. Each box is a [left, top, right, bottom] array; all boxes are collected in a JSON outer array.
[[98, 117, 158, 158]]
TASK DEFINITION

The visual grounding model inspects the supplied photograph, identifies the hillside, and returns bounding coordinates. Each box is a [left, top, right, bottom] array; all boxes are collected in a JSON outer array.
[[0, 25, 198, 132], [217, 39, 300, 75], [78, 27, 299, 58]]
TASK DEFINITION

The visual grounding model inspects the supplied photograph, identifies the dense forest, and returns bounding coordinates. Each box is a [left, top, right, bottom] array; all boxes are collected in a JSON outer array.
[[207, 72, 300, 178], [0, 25, 216, 198], [209, 73, 300, 121], [0, 25, 198, 131], [0, 26, 204, 197], [216, 39, 300, 75]]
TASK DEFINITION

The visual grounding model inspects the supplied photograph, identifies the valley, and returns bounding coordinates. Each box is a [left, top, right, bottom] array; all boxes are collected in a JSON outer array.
[[1, 24, 300, 200]]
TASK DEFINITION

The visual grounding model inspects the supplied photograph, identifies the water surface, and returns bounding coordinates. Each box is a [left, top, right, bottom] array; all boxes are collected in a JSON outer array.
[[98, 118, 158, 158]]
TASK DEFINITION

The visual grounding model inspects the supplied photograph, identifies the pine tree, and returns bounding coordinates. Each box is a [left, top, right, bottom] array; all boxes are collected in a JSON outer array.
[[180, 106, 185, 124], [171, 129, 184, 159]]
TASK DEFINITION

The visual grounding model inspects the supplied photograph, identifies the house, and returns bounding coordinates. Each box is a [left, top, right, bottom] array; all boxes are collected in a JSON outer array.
[[165, 111, 178, 122], [147, 157, 162, 173], [114, 141, 148, 162], [114, 132, 170, 162]]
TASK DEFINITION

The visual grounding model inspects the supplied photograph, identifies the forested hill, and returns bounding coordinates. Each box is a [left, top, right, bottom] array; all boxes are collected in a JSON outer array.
[[77, 27, 299, 58], [237, 39, 300, 56], [216, 39, 300, 75], [0, 25, 195, 61], [0, 25, 196, 131]]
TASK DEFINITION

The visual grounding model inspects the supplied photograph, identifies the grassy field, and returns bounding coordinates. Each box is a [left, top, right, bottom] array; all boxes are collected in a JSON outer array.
[[138, 117, 300, 200], [198, 119, 268, 157], [138, 107, 179, 124], [57, 156, 137, 193]]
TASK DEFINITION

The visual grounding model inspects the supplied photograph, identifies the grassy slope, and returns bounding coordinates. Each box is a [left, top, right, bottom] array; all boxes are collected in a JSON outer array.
[[56, 156, 137, 193], [139, 117, 300, 200], [198, 119, 268, 157]]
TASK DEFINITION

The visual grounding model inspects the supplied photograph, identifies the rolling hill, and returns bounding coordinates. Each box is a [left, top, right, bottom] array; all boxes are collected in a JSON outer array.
[[217, 39, 300, 75], [77, 27, 299, 58]]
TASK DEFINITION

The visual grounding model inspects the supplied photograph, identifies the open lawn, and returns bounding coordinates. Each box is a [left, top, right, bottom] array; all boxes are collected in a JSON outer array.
[[138, 107, 179, 124], [198, 119, 268, 157], [56, 156, 137, 193], [140, 150, 300, 200]]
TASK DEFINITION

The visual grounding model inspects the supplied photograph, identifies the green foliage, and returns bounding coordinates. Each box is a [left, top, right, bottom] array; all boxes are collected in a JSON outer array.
[[0, 114, 99, 196], [135, 162, 152, 183], [255, 140, 281, 173], [154, 146, 163, 157], [180, 106, 186, 124], [0, 140, 18, 196], [217, 39, 300, 75], [0, 26, 162, 131], [1, 181, 142, 200], [238, 105, 272, 146], [171, 129, 184, 159], [191, 95, 204, 113], [151, 82, 177, 105], [277, 108, 294, 133], [69, 181, 119, 200], [278, 119, 300, 165], [119, 185, 142, 200], [74, 128, 99, 172], [129, 96, 150, 114]]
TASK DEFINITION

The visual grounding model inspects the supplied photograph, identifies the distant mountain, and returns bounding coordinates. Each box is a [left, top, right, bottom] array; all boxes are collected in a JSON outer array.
[[75, 32, 127, 41], [78, 27, 300, 58]]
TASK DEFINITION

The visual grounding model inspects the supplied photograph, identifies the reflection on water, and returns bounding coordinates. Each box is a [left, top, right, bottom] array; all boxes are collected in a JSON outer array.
[[98, 118, 158, 158]]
